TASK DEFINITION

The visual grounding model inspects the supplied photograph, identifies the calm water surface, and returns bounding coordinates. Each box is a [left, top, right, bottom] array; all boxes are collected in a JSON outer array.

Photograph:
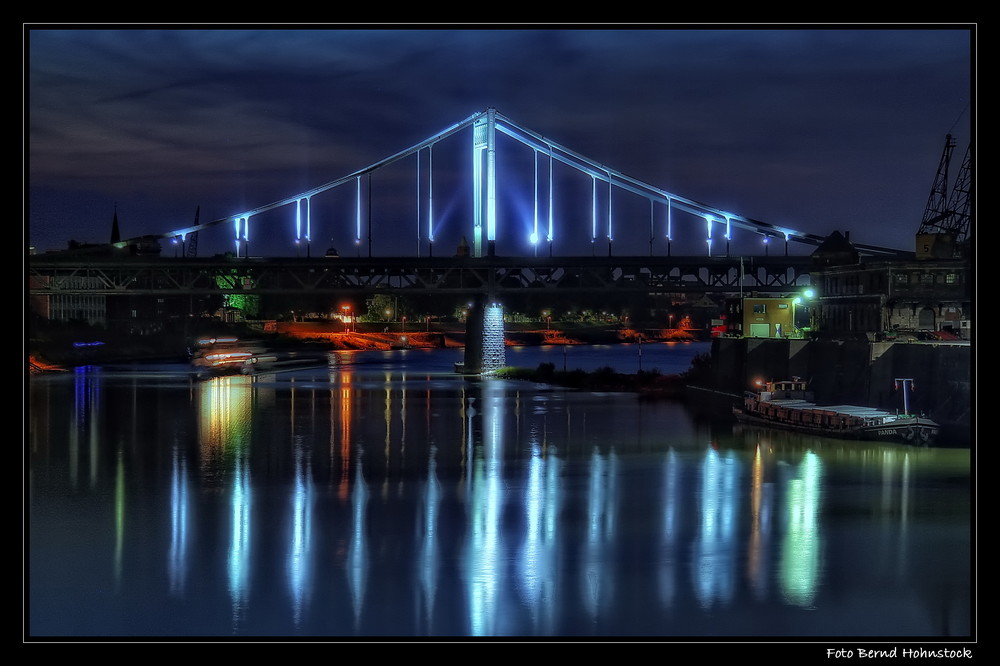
[[27, 343, 973, 641]]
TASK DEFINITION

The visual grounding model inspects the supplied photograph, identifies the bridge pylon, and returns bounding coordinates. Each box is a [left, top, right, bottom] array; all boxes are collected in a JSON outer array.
[[460, 293, 506, 375], [472, 108, 498, 258]]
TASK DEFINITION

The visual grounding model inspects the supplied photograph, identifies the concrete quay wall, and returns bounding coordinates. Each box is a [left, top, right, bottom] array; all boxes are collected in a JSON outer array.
[[709, 337, 972, 439]]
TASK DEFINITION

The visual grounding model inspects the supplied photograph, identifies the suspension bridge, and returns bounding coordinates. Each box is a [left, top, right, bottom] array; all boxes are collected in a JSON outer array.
[[96, 107, 906, 261], [29, 107, 915, 373]]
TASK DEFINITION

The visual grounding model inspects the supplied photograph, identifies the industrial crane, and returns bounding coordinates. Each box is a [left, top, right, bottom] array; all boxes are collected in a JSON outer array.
[[916, 134, 972, 259]]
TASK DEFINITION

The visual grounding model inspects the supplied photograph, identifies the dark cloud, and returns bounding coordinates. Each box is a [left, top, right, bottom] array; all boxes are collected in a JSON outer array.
[[26, 26, 973, 257]]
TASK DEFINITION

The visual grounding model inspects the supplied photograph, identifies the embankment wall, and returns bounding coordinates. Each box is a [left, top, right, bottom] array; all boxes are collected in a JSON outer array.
[[709, 337, 972, 441]]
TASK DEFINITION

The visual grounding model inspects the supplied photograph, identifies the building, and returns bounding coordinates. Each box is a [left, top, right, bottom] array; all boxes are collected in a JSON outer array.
[[807, 229, 972, 340], [724, 295, 802, 339], [28, 275, 108, 327], [814, 258, 971, 339]]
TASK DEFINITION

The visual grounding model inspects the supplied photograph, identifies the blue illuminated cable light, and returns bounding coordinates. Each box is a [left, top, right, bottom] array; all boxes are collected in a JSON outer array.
[[591, 176, 597, 242], [301, 197, 311, 242], [428, 144, 435, 243], [547, 147, 554, 243], [606, 172, 613, 242], [532, 149, 539, 247], [666, 198, 673, 241], [295, 199, 303, 241], [355, 177, 362, 244]]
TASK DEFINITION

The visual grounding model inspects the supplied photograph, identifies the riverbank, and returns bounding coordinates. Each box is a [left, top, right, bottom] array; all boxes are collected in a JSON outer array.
[[274, 321, 698, 351], [27, 321, 700, 370], [495, 362, 703, 400]]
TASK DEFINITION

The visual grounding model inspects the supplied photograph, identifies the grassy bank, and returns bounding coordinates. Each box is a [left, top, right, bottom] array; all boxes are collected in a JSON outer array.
[[495, 356, 711, 401]]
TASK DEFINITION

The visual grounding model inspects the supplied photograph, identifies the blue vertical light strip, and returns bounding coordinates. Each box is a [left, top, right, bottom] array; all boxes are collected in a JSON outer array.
[[664, 198, 673, 256], [706, 216, 713, 256], [295, 201, 301, 242], [649, 200, 655, 254], [428, 144, 435, 245], [233, 216, 249, 256], [472, 132, 482, 257], [531, 149, 539, 251], [415, 149, 421, 256], [547, 148, 554, 245], [486, 107, 497, 246], [305, 197, 311, 244], [355, 177, 362, 246], [591, 176, 597, 244], [607, 172, 613, 245]]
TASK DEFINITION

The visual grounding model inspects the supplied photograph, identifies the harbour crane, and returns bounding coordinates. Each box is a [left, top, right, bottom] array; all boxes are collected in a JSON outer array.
[[916, 134, 972, 259]]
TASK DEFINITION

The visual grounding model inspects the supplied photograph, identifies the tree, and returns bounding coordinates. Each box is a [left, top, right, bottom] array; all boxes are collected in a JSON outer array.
[[364, 294, 402, 322]]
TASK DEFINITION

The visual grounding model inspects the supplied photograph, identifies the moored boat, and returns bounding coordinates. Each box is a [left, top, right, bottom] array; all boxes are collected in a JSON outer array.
[[190, 336, 277, 377], [733, 378, 939, 446]]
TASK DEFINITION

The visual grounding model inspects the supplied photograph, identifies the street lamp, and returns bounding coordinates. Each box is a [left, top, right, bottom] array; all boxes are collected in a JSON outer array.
[[342, 305, 352, 332], [401, 316, 407, 333]]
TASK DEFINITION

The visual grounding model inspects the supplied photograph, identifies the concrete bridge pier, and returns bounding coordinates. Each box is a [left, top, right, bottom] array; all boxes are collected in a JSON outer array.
[[461, 293, 506, 374]]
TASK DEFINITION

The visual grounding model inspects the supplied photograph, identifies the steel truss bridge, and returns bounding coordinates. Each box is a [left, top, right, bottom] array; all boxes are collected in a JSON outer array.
[[28, 254, 813, 298]]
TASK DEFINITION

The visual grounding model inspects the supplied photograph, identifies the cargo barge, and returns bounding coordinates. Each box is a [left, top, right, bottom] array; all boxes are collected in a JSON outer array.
[[733, 378, 938, 446]]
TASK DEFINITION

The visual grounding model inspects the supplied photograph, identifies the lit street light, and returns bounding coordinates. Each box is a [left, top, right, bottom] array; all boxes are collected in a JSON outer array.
[[342, 305, 352, 332]]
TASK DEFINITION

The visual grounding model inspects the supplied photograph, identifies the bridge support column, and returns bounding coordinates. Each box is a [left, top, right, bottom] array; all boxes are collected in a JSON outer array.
[[472, 108, 497, 259], [462, 294, 506, 375]]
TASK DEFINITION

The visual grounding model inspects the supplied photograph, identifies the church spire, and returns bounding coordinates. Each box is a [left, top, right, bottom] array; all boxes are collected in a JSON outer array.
[[110, 203, 121, 244]]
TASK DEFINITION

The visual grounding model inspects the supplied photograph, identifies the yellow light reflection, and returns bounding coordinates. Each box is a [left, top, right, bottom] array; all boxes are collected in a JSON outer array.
[[195, 375, 254, 630], [746, 444, 773, 599], [336, 372, 353, 502]]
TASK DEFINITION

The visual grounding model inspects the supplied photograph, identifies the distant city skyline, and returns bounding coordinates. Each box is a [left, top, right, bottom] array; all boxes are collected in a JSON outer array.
[[27, 26, 974, 257]]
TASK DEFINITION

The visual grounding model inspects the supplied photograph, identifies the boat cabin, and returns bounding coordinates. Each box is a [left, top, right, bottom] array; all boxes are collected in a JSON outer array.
[[755, 379, 813, 402]]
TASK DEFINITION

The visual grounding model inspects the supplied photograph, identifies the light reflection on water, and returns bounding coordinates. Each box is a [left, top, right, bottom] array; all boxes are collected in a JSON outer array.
[[27, 346, 972, 639]]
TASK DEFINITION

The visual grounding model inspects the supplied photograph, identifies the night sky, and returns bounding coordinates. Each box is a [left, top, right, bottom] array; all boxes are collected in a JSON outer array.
[[26, 26, 974, 258]]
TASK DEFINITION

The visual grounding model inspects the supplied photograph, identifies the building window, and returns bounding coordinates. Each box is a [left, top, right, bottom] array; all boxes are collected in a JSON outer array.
[[946, 273, 957, 284], [753, 304, 766, 314]]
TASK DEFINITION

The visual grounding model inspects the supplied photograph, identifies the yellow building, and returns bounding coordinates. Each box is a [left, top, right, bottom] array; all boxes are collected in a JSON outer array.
[[725, 296, 798, 338]]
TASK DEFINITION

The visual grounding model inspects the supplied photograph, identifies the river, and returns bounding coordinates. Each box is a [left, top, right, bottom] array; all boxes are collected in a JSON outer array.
[[26, 342, 973, 644]]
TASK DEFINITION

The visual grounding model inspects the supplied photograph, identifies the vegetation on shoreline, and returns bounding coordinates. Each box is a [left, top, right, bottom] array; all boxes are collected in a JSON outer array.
[[495, 354, 712, 400]]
